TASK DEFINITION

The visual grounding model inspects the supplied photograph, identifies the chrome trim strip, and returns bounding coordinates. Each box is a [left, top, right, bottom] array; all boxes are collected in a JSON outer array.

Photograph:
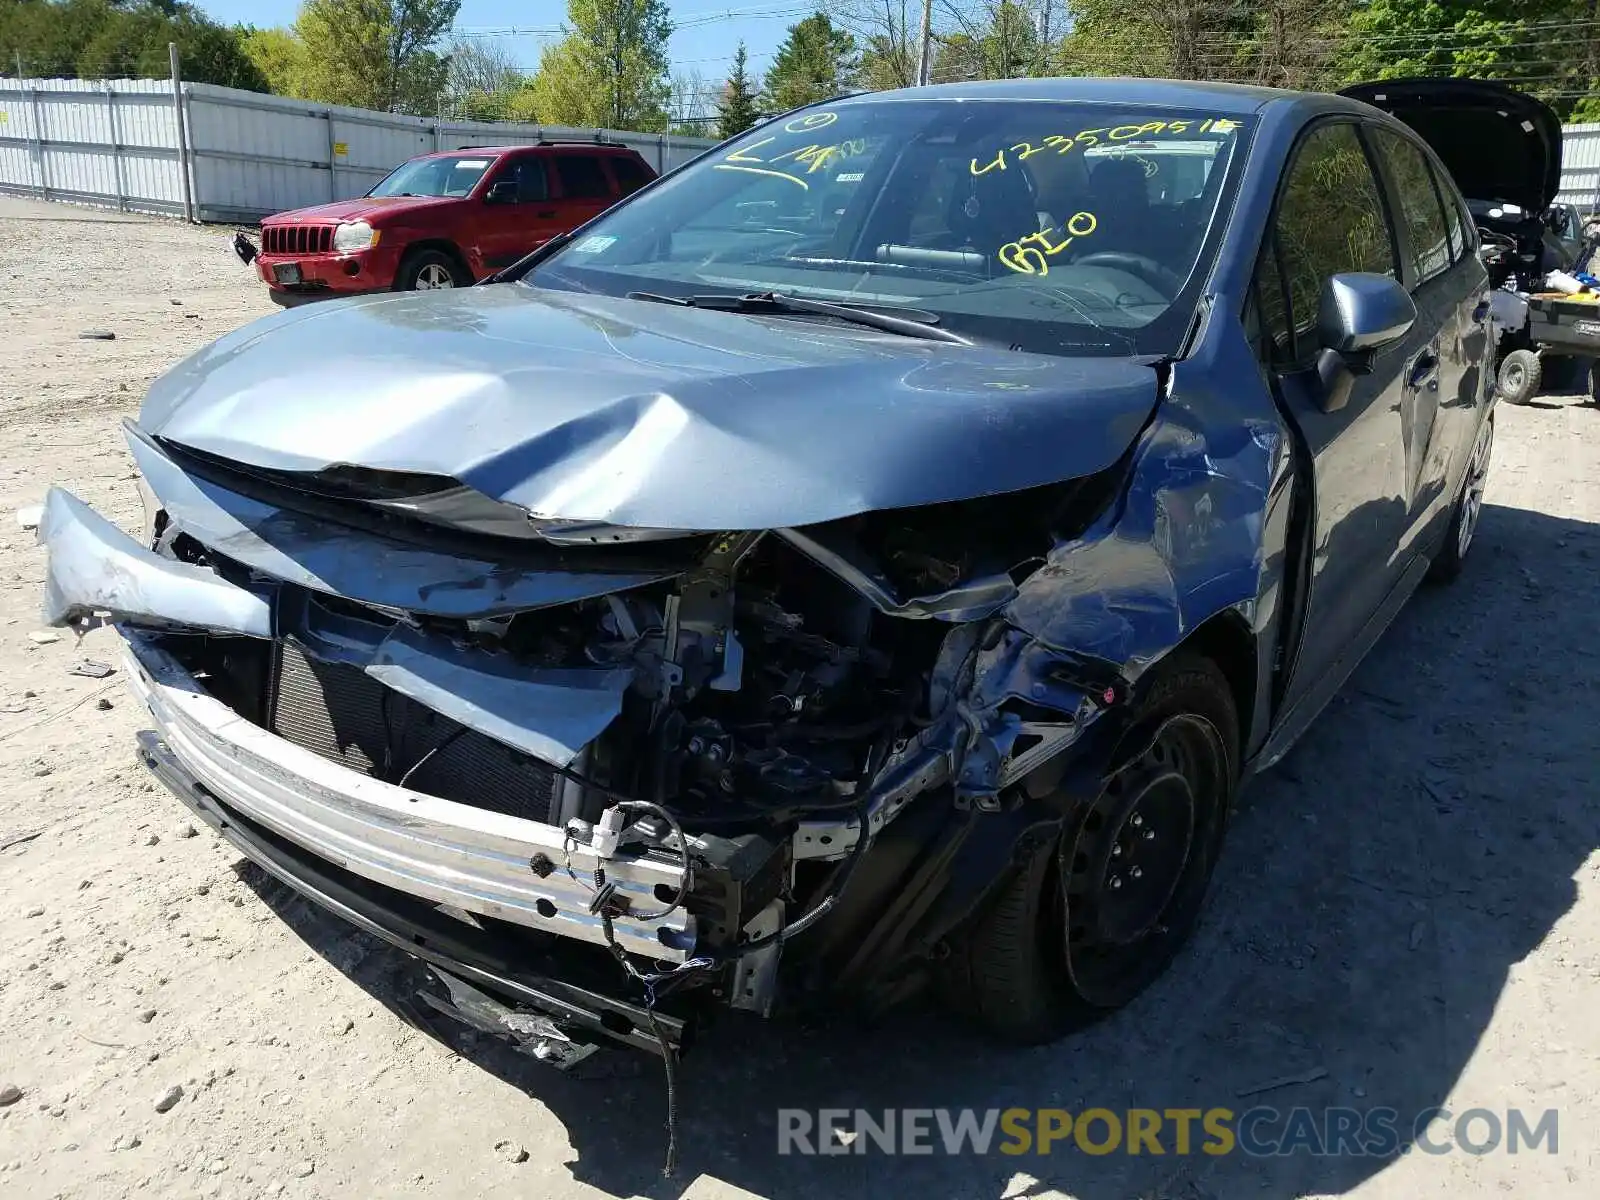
[[123, 631, 692, 959]]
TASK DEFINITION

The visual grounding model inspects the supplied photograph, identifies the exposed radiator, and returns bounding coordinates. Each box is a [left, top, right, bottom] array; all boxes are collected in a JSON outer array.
[[267, 641, 558, 824]]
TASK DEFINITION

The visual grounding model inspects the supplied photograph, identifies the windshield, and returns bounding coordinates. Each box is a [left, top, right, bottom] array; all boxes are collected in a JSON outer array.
[[526, 100, 1252, 356], [369, 154, 496, 198]]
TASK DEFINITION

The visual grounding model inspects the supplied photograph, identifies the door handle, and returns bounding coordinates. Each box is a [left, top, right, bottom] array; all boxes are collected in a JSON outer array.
[[1407, 348, 1441, 391], [534, 209, 557, 219]]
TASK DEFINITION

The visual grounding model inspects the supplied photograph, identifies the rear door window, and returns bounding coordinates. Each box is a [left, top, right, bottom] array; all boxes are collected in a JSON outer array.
[[1432, 162, 1468, 261], [610, 156, 654, 196], [555, 154, 612, 200], [1370, 127, 1453, 286]]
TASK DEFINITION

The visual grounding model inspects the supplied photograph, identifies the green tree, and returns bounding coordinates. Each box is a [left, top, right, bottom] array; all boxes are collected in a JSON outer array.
[[717, 40, 762, 137], [241, 26, 307, 94], [520, 0, 671, 130], [857, 33, 915, 88], [828, 0, 917, 88], [762, 13, 857, 111], [2, 0, 267, 88], [1248, 0, 1352, 90], [1058, 0, 1250, 80], [937, 0, 1041, 80], [1338, 0, 1598, 118], [292, 0, 458, 114]]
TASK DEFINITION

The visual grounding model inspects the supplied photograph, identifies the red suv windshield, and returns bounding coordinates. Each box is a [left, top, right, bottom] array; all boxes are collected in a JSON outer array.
[[369, 154, 497, 198]]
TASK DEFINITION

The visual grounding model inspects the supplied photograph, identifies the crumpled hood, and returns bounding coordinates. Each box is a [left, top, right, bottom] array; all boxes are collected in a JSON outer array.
[[263, 195, 457, 226], [139, 286, 1160, 531]]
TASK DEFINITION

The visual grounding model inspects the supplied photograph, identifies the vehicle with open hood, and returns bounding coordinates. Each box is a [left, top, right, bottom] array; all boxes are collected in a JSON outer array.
[[39, 78, 1496, 1157], [1342, 78, 1580, 403]]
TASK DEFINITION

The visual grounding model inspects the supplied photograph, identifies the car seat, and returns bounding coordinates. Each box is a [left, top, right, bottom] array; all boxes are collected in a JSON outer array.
[[1086, 157, 1156, 253], [942, 164, 1046, 259]]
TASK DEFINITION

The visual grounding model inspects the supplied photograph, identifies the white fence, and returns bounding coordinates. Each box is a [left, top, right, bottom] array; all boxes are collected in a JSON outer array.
[[1558, 123, 1600, 211], [0, 77, 717, 223]]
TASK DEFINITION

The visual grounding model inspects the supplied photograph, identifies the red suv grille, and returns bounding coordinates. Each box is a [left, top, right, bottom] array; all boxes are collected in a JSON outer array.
[[262, 224, 335, 254]]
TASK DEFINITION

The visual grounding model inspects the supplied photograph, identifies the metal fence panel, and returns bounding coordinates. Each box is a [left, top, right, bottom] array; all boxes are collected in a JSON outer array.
[[1558, 123, 1600, 211], [0, 79, 184, 214], [0, 76, 715, 223]]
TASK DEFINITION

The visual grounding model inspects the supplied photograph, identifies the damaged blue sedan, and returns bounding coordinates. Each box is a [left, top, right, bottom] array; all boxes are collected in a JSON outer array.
[[40, 78, 1496, 1071]]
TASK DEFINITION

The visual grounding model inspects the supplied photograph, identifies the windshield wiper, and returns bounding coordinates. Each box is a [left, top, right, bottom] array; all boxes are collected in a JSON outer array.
[[626, 290, 975, 345]]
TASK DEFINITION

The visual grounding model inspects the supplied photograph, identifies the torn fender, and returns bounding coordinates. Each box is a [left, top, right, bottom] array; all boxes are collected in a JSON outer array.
[[1004, 310, 1293, 682], [37, 488, 272, 637]]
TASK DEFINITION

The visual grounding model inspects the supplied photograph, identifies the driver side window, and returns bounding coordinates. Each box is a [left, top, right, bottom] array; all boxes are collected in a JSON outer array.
[[511, 159, 549, 203], [1266, 122, 1398, 364]]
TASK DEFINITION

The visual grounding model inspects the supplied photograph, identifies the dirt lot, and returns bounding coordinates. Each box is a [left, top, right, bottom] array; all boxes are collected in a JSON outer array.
[[1, 195, 1597, 1200]]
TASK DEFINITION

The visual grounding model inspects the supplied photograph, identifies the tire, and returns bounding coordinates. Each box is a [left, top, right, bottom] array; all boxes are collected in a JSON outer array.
[[1496, 348, 1541, 405], [1428, 414, 1494, 584], [946, 653, 1238, 1044], [394, 248, 468, 292]]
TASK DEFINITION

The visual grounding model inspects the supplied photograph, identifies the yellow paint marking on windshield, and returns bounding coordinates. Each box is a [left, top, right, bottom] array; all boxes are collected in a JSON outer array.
[[718, 129, 868, 187], [770, 143, 844, 174], [1110, 121, 1174, 140], [712, 163, 811, 189], [784, 111, 838, 133], [726, 137, 777, 164], [972, 118, 1234, 175], [997, 211, 1098, 277], [971, 148, 1007, 176]]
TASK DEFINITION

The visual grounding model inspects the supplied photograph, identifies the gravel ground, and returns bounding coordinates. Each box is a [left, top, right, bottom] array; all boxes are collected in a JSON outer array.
[[1, 196, 1597, 1200]]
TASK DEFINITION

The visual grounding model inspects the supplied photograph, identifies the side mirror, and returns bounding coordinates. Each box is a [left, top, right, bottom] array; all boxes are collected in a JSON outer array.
[[485, 180, 519, 205], [1314, 272, 1415, 413]]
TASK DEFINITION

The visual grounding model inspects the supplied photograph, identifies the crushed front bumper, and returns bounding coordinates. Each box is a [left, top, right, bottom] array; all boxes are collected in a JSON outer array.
[[137, 725, 685, 1056], [121, 631, 691, 962]]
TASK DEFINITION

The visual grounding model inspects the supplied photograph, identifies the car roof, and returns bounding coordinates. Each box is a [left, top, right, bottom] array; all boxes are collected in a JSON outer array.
[[414, 143, 642, 160], [831, 76, 1341, 117]]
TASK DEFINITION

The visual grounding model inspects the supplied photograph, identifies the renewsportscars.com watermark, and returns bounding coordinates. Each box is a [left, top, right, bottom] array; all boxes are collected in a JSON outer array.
[[777, 1106, 1559, 1158]]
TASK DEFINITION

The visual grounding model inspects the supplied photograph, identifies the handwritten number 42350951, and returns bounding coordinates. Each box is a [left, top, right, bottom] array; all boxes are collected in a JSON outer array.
[[972, 118, 1238, 176]]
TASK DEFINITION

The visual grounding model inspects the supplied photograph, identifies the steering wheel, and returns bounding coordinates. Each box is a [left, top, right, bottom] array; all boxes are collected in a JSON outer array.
[[1072, 251, 1184, 295]]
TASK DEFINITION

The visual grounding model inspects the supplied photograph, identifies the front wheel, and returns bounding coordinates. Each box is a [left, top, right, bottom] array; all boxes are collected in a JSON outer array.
[[395, 248, 468, 291], [945, 654, 1238, 1044]]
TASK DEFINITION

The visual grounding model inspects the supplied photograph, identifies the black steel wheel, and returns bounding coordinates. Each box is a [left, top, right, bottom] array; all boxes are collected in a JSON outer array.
[[947, 654, 1237, 1044]]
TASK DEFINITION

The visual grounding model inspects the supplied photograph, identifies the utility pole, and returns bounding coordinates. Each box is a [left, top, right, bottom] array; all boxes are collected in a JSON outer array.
[[168, 42, 196, 223], [915, 0, 934, 86]]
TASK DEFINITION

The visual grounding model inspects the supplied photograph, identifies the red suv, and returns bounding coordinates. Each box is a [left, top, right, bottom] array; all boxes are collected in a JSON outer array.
[[250, 142, 656, 304]]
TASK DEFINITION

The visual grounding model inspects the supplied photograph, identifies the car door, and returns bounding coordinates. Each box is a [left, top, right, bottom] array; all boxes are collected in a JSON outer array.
[[550, 151, 618, 230], [1365, 122, 1491, 548], [1253, 120, 1421, 714], [476, 156, 561, 271]]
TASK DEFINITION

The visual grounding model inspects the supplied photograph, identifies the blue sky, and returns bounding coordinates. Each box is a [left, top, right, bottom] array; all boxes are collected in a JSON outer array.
[[198, 1, 814, 97]]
